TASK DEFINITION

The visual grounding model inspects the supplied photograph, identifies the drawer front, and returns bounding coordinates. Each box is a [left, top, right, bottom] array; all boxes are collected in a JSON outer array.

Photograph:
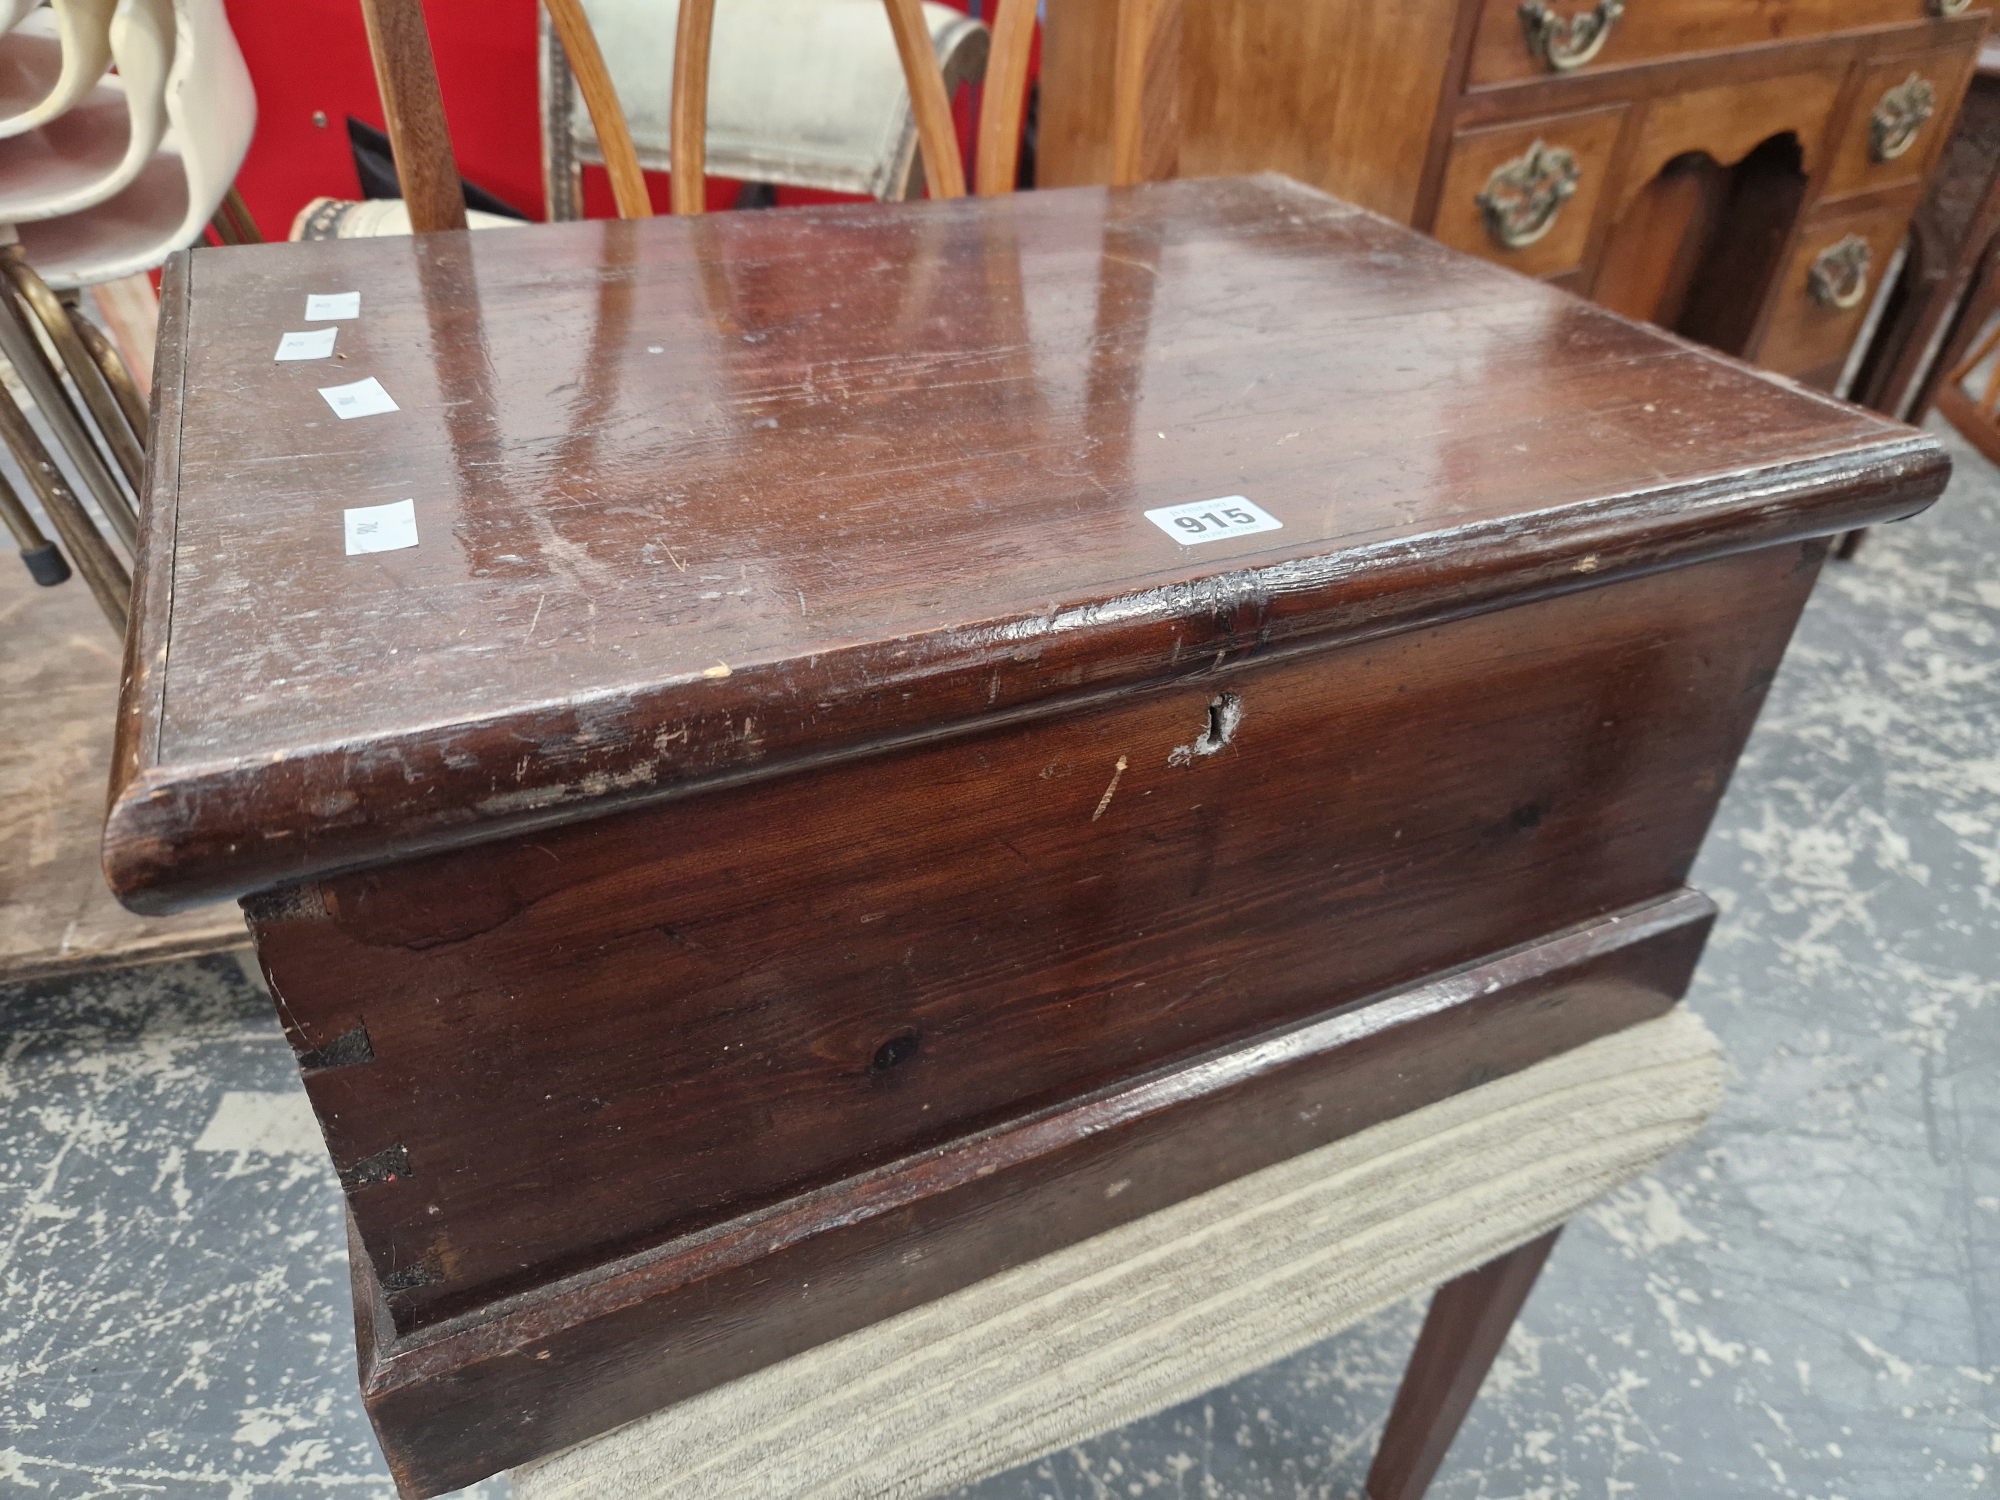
[[1823, 42, 1979, 201], [1470, 0, 1965, 88], [1754, 192, 1920, 382], [1433, 106, 1628, 278], [253, 542, 1820, 1333]]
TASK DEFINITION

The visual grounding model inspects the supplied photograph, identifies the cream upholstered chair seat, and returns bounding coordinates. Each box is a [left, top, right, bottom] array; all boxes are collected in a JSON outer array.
[[289, 196, 523, 239]]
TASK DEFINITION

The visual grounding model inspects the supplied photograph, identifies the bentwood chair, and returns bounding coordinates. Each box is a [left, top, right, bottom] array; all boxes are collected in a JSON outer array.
[[539, 0, 994, 213], [295, 0, 990, 243], [358, 0, 1033, 237]]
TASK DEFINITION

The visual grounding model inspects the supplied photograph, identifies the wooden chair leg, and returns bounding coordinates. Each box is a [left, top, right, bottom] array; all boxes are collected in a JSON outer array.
[[1365, 1226, 1562, 1500]]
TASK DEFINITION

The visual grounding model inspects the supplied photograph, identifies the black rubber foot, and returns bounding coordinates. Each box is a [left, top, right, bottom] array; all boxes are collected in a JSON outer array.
[[22, 541, 70, 586]]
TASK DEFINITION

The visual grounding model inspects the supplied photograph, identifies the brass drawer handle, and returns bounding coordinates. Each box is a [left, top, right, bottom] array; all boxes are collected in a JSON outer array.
[[1518, 0, 1625, 72], [1930, 0, 1971, 15], [1871, 73, 1936, 161], [1808, 235, 1873, 310], [1477, 140, 1581, 249]]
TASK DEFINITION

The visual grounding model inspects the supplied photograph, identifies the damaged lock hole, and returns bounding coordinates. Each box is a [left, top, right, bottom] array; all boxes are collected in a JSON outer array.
[[1201, 694, 1241, 752], [1169, 692, 1243, 766], [872, 1030, 921, 1072]]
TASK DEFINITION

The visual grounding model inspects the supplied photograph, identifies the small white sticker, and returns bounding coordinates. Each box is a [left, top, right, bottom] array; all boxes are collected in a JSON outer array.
[[318, 376, 399, 419], [274, 327, 338, 361], [344, 497, 418, 556], [306, 291, 361, 320], [1144, 496, 1283, 546]]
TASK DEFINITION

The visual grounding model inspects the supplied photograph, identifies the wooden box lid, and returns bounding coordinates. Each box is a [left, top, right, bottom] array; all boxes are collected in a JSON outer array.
[[107, 175, 1945, 913]]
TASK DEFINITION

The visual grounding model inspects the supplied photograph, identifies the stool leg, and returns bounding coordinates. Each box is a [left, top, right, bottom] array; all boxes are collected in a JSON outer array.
[[1365, 1226, 1562, 1500]]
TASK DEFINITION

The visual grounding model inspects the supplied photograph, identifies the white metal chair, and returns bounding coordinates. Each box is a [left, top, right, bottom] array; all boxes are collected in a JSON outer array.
[[14, 0, 254, 287], [0, 0, 175, 225], [0, 0, 252, 625], [0, 0, 115, 141], [0, 0, 45, 35]]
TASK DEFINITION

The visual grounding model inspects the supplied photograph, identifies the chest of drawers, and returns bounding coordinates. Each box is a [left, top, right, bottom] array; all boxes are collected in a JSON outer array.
[[1042, 0, 1990, 390]]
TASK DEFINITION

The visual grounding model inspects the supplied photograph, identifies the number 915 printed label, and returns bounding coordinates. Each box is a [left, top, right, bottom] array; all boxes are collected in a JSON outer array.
[[1143, 496, 1283, 545]]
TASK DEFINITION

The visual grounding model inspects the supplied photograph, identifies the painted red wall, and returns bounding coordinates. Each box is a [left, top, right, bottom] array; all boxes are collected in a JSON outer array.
[[221, 0, 1017, 240], [224, 0, 549, 236]]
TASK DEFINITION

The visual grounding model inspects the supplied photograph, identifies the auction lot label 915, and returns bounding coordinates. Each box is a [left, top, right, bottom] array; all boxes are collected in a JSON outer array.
[[1144, 496, 1283, 545]]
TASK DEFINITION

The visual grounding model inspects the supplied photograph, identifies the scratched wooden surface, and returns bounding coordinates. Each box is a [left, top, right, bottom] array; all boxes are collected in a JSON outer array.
[[8, 416, 1999, 1500], [109, 175, 1943, 913], [341, 893, 1715, 1492], [258, 543, 1802, 1343], [114, 174, 1953, 1493], [247, 531, 1831, 1490]]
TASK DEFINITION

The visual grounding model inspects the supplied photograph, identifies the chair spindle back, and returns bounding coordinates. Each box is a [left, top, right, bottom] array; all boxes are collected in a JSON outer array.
[[362, 0, 1042, 228]]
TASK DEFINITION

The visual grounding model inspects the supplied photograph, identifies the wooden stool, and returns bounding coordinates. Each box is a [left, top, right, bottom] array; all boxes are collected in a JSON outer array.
[[510, 1004, 1725, 1500]]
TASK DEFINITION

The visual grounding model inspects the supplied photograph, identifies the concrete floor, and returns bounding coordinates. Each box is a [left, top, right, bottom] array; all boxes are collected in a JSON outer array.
[[2, 417, 1995, 1498]]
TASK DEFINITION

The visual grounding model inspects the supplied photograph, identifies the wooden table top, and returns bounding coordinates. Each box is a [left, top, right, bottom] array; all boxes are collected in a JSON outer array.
[[109, 175, 1946, 912]]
